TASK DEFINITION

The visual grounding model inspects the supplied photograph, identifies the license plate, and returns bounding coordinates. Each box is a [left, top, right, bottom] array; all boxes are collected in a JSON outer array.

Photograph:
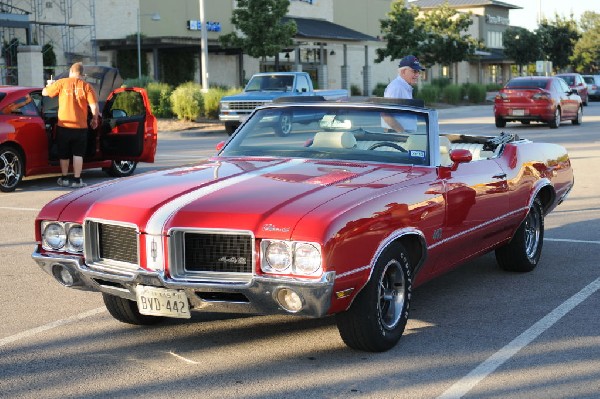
[[512, 109, 525, 116], [135, 285, 191, 318]]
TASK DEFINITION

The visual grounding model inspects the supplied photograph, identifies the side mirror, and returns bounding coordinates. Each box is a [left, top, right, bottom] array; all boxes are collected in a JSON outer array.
[[449, 149, 472, 170], [111, 109, 127, 118]]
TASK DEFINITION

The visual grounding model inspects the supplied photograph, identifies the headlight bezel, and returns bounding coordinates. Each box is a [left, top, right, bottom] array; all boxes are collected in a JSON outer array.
[[261, 239, 322, 277], [41, 221, 84, 253]]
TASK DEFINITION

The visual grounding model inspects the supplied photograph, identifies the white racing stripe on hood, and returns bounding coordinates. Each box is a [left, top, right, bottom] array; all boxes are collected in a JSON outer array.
[[144, 159, 305, 271]]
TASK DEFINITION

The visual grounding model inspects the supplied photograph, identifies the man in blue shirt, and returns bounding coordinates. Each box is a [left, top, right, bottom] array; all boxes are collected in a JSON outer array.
[[382, 55, 426, 132]]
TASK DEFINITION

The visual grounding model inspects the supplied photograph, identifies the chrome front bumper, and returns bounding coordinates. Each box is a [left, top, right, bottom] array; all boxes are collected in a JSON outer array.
[[32, 248, 335, 318]]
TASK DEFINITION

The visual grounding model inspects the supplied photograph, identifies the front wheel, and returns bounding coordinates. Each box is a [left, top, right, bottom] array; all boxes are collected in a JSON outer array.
[[275, 111, 292, 136], [495, 198, 544, 272], [548, 108, 560, 129], [0, 146, 24, 192], [104, 160, 137, 177], [335, 244, 412, 352], [102, 293, 165, 325], [572, 106, 582, 125]]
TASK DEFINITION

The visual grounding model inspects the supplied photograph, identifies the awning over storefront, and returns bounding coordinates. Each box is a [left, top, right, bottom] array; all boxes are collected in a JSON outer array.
[[282, 17, 377, 42]]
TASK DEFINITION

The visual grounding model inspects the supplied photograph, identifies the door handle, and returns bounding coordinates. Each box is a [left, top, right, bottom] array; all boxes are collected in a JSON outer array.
[[493, 173, 507, 179]]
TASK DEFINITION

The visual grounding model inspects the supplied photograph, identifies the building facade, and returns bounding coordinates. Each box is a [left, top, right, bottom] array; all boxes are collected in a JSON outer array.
[[1, 0, 522, 91]]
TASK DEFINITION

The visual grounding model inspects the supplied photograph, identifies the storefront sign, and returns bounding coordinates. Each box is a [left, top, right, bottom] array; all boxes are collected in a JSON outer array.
[[187, 20, 221, 32], [485, 14, 509, 25]]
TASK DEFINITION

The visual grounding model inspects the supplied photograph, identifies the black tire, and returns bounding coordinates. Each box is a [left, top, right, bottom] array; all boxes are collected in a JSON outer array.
[[520, 120, 530, 125], [495, 198, 544, 272], [572, 106, 582, 125], [275, 111, 292, 136], [548, 108, 560, 129], [335, 244, 412, 352], [225, 122, 238, 136], [495, 116, 506, 128], [104, 160, 137, 177], [0, 146, 24, 192], [102, 293, 165, 325]]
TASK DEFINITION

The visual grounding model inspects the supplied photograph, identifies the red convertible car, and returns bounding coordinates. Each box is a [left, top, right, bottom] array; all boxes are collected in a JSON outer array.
[[32, 99, 574, 352], [0, 72, 157, 192]]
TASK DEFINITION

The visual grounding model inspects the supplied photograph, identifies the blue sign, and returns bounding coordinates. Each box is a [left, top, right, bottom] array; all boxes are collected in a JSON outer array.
[[187, 20, 221, 32]]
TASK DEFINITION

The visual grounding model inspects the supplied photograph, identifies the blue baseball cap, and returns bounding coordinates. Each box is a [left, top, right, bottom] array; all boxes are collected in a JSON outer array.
[[399, 55, 425, 71]]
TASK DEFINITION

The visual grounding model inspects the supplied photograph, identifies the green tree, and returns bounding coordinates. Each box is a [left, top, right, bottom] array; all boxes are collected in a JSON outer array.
[[374, 0, 424, 63], [418, 2, 481, 81], [219, 0, 297, 70], [571, 11, 600, 73], [536, 13, 580, 72], [503, 27, 541, 75]]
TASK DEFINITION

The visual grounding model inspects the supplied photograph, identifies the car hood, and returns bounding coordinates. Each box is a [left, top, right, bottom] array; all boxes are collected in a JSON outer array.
[[221, 91, 289, 102], [41, 157, 424, 239]]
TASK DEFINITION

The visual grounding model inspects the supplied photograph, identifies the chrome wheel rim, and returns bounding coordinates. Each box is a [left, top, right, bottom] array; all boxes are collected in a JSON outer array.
[[114, 160, 135, 174], [377, 259, 406, 330], [554, 109, 560, 126], [524, 208, 541, 259], [0, 150, 22, 190]]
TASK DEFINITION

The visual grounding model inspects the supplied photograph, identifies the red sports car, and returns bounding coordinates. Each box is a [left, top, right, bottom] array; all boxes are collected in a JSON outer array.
[[32, 99, 574, 352], [494, 76, 582, 129], [0, 77, 157, 192]]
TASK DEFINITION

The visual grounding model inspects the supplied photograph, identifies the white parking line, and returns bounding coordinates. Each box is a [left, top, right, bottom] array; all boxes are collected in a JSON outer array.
[[0, 307, 106, 349], [546, 238, 600, 245], [0, 206, 41, 212], [437, 276, 600, 399]]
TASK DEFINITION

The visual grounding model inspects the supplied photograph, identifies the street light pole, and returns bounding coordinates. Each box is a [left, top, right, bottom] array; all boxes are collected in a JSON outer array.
[[137, 8, 161, 80], [199, 0, 209, 92]]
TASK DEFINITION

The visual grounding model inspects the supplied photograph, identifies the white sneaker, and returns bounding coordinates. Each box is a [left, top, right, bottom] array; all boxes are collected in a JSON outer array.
[[70, 179, 87, 188], [57, 176, 71, 187]]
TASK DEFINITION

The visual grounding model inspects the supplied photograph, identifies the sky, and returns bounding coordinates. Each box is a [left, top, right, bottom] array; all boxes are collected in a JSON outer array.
[[507, 0, 594, 30]]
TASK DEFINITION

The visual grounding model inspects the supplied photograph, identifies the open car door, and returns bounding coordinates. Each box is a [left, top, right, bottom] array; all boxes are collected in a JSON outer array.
[[100, 87, 157, 163]]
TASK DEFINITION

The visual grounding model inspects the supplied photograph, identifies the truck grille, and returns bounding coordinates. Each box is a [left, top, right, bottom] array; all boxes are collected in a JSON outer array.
[[170, 229, 254, 282], [228, 101, 269, 110]]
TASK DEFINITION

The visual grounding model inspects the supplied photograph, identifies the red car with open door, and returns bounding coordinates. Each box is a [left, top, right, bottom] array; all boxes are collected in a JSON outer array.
[[0, 67, 157, 192]]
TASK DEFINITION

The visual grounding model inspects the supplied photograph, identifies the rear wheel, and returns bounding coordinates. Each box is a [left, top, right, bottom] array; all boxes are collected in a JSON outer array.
[[548, 108, 560, 128], [102, 293, 165, 325], [495, 116, 506, 128], [495, 198, 544, 272], [0, 146, 24, 192], [520, 120, 530, 125], [104, 160, 137, 177], [572, 106, 582, 125], [335, 244, 412, 352]]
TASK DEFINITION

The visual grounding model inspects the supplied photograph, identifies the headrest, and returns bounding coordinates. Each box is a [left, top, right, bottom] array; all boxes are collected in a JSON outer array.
[[312, 131, 356, 149]]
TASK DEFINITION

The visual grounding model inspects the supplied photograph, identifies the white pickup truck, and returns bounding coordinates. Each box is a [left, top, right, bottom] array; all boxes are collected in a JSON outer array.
[[219, 72, 348, 135]]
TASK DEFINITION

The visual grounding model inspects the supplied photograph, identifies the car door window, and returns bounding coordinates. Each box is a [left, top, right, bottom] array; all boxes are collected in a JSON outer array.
[[106, 90, 145, 118], [296, 75, 310, 93], [1, 95, 40, 116]]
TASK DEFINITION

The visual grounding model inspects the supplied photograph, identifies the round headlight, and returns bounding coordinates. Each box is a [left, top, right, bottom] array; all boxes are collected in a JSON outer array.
[[43, 222, 66, 250], [265, 241, 292, 272], [67, 225, 84, 252], [294, 243, 321, 275]]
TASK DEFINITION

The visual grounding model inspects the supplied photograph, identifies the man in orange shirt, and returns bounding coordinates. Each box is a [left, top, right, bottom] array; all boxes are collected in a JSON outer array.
[[43, 62, 99, 188]]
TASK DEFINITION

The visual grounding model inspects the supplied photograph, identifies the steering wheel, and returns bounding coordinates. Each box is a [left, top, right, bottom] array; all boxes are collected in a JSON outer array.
[[368, 142, 407, 152]]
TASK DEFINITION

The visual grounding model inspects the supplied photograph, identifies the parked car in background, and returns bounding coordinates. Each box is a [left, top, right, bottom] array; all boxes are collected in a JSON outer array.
[[0, 80, 157, 192], [583, 75, 600, 101], [494, 76, 582, 129], [33, 98, 574, 352], [556, 73, 588, 105]]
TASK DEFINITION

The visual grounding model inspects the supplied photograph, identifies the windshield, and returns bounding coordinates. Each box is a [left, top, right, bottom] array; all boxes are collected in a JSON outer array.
[[245, 75, 295, 92], [220, 106, 430, 166]]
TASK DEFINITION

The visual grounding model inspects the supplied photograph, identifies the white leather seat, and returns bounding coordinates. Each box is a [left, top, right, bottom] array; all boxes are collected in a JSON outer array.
[[312, 131, 357, 149], [405, 135, 452, 166]]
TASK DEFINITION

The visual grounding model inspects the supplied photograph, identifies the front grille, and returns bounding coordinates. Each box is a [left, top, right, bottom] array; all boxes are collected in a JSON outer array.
[[184, 232, 252, 273], [228, 101, 269, 110], [85, 220, 139, 273], [169, 229, 254, 282], [99, 224, 138, 264]]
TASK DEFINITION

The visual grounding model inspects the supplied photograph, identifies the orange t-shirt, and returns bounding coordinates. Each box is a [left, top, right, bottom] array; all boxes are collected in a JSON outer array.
[[45, 77, 98, 129]]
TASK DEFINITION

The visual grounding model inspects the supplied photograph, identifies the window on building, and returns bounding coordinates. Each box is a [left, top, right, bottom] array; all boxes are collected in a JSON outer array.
[[487, 31, 503, 48]]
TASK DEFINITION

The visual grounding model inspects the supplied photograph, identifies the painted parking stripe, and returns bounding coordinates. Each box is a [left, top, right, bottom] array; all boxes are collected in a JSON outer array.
[[545, 238, 600, 245], [0, 206, 41, 212], [0, 307, 106, 349], [437, 276, 600, 399]]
